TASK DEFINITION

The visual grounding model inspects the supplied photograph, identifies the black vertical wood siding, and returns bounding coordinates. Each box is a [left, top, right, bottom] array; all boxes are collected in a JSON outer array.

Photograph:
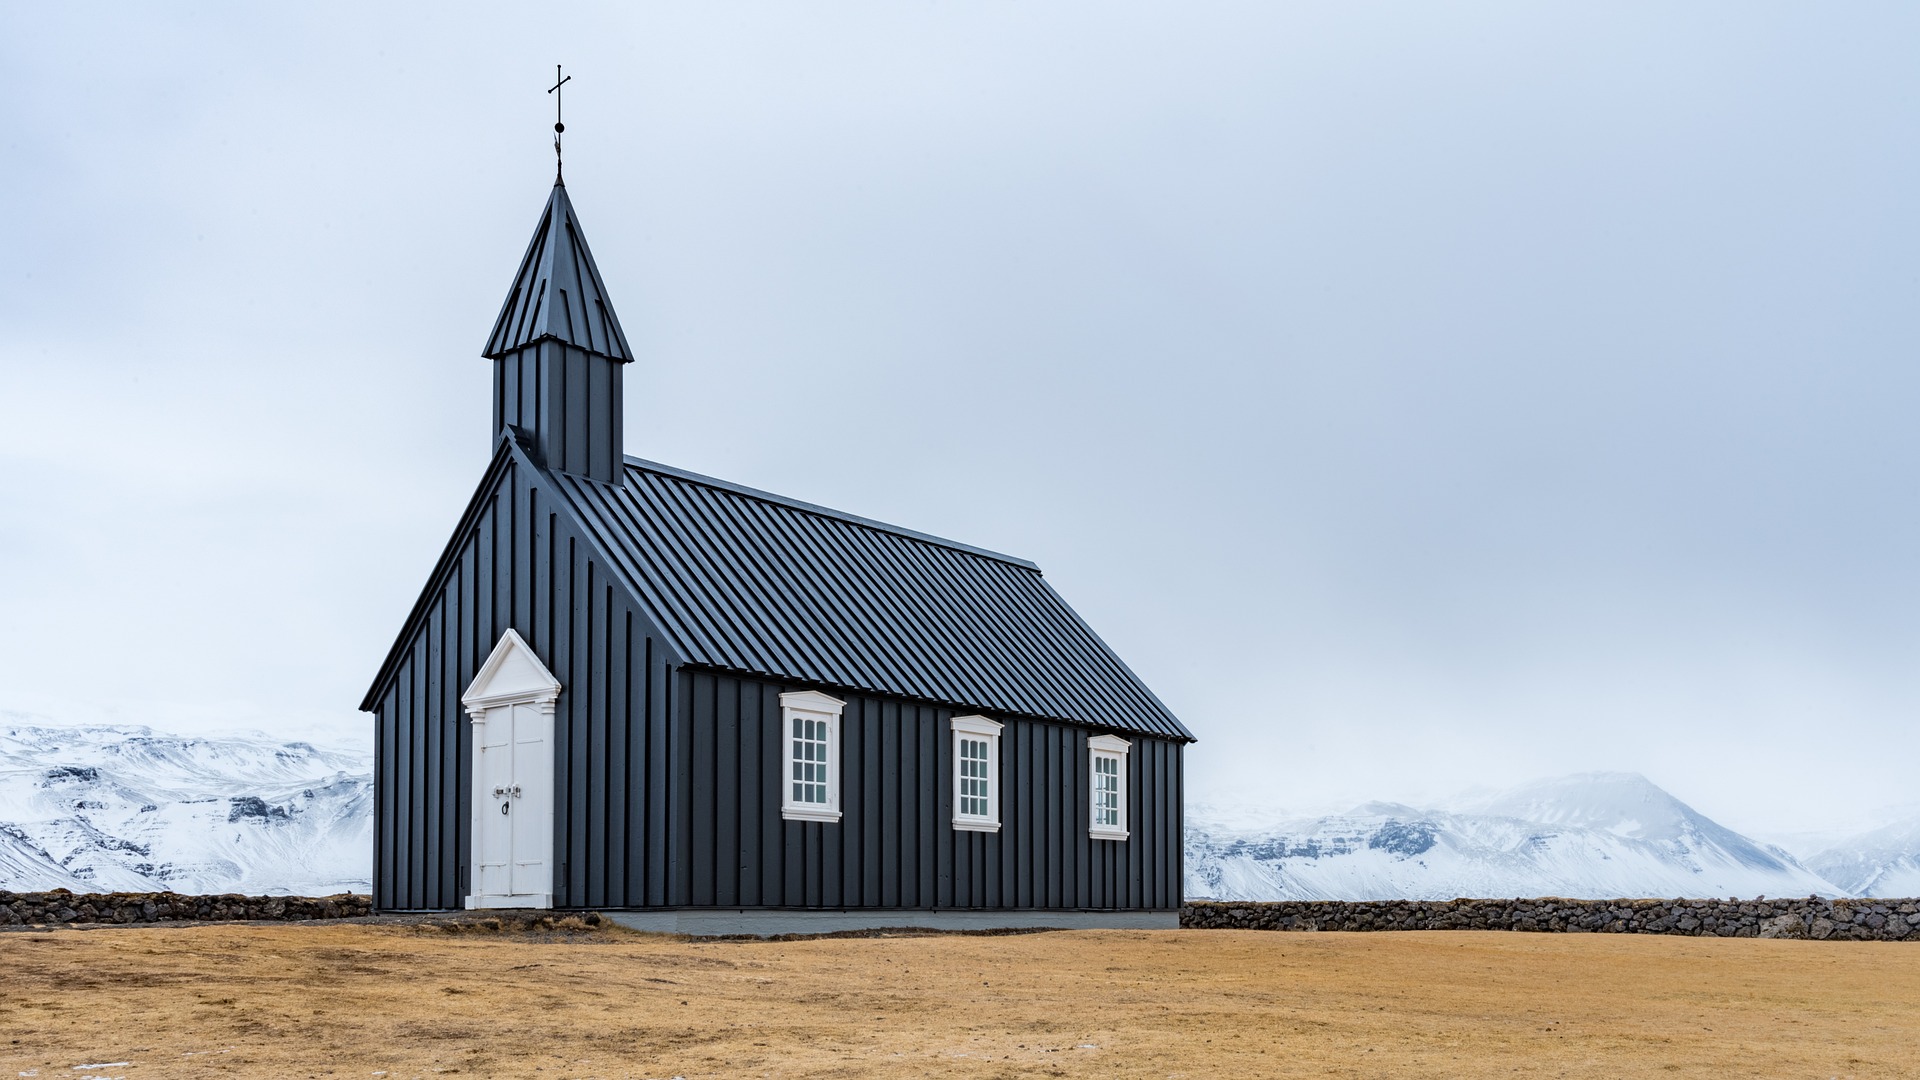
[[664, 670, 1183, 912]]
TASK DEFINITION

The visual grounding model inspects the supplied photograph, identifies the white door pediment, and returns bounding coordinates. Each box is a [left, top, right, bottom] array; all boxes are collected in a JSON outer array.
[[462, 628, 561, 715]]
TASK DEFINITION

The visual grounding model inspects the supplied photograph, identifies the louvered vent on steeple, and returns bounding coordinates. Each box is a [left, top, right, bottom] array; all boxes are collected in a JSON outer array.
[[483, 181, 632, 363]]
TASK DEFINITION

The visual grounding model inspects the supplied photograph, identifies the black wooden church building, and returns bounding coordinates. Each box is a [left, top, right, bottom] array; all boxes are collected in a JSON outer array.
[[360, 176, 1196, 932]]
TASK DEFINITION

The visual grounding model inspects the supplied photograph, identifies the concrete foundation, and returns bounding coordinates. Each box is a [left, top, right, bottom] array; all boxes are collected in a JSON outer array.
[[600, 907, 1180, 937]]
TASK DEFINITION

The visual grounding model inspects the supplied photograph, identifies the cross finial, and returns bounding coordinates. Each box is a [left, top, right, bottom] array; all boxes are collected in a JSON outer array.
[[548, 64, 572, 182]]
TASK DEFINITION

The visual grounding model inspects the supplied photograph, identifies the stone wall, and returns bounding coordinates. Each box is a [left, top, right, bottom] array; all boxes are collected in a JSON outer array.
[[0, 890, 372, 926], [12, 891, 1916, 938], [1181, 898, 1920, 940]]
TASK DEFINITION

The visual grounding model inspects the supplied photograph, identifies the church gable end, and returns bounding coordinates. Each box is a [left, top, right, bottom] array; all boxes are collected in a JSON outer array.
[[363, 431, 685, 911]]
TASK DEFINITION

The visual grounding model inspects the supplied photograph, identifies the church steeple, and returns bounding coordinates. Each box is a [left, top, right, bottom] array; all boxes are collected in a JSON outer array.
[[484, 180, 631, 485]]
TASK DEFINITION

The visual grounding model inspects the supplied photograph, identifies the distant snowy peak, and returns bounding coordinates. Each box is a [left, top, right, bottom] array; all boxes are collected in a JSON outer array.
[[1187, 773, 1843, 903], [1460, 771, 1808, 869], [1809, 817, 1920, 899], [0, 722, 372, 895], [1455, 772, 1695, 839]]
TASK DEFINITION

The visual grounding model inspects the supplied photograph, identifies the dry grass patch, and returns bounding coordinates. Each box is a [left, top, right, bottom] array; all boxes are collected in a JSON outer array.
[[1, 921, 1914, 1078]]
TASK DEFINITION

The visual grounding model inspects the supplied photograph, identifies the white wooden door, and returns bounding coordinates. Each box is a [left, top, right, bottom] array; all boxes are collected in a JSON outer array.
[[506, 703, 551, 897], [470, 702, 552, 907]]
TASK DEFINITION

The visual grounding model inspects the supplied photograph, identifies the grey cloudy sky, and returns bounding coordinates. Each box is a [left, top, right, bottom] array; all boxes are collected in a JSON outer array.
[[3, 3, 1915, 848]]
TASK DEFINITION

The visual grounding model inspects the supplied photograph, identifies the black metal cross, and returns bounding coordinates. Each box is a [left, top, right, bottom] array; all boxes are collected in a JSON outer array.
[[548, 65, 571, 132], [549, 65, 572, 179]]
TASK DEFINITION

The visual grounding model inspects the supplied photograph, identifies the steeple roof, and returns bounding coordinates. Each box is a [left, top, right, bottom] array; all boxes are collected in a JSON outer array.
[[483, 181, 633, 362]]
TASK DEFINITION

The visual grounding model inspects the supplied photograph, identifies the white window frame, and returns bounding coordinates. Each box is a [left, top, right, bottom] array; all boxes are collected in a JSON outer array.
[[950, 714, 1003, 833], [780, 690, 846, 823], [1088, 733, 1130, 841]]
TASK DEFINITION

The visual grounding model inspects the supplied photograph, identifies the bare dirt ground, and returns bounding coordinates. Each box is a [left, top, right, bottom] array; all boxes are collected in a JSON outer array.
[[2, 919, 1914, 1079]]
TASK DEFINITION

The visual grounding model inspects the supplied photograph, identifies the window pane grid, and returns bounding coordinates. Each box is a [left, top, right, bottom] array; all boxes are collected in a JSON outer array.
[[958, 736, 990, 818], [791, 716, 830, 805], [1093, 754, 1120, 827]]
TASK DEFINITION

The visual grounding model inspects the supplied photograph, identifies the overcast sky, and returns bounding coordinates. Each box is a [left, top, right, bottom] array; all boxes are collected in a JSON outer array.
[[3, 3, 1915, 849]]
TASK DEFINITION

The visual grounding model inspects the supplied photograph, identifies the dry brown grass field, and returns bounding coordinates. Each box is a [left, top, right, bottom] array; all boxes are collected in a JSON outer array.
[[1, 918, 1914, 1079]]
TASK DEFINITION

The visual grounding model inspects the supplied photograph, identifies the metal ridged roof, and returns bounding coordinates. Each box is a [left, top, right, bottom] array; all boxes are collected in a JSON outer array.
[[483, 181, 633, 362], [549, 459, 1195, 742]]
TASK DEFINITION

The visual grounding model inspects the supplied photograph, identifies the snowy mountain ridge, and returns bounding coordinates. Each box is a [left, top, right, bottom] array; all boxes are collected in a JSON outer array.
[[1808, 816, 1920, 899], [0, 722, 370, 895], [1187, 772, 1852, 902]]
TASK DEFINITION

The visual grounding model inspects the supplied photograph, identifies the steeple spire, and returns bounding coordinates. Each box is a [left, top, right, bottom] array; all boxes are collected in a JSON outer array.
[[484, 180, 632, 485], [482, 182, 631, 362]]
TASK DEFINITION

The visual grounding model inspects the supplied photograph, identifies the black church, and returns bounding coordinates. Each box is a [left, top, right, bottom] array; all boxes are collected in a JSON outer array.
[[360, 173, 1196, 933]]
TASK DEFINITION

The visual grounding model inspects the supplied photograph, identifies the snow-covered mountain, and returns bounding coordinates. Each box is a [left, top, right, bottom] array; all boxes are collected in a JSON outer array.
[[0, 722, 371, 895], [1807, 817, 1920, 898], [1187, 773, 1843, 902]]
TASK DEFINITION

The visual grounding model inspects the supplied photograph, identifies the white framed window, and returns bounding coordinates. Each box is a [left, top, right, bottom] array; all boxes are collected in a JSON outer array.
[[1088, 733, 1130, 841], [780, 690, 846, 822], [950, 714, 1003, 832]]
